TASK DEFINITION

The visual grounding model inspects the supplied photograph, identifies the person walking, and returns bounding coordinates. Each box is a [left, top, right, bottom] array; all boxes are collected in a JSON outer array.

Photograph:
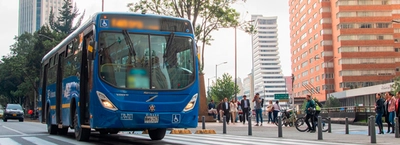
[[240, 95, 251, 125], [222, 97, 231, 125], [386, 92, 396, 133], [266, 100, 273, 124], [230, 98, 238, 125], [252, 93, 263, 126], [375, 93, 385, 134], [273, 100, 281, 123]]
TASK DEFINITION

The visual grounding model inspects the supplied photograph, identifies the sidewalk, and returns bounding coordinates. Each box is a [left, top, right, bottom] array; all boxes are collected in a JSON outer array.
[[191, 121, 400, 144]]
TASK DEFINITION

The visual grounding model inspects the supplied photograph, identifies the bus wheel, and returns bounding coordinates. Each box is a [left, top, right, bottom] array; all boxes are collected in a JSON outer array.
[[148, 128, 166, 140], [109, 131, 119, 134], [47, 110, 57, 135], [73, 108, 90, 141]]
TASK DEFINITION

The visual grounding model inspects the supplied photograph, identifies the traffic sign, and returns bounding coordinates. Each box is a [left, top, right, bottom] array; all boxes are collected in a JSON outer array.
[[274, 94, 289, 100]]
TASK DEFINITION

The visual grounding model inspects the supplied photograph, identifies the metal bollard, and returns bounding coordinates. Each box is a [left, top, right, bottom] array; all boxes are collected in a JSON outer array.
[[345, 117, 349, 134], [202, 116, 205, 129], [318, 116, 323, 140], [370, 116, 376, 143], [395, 117, 399, 138], [368, 116, 371, 136], [248, 116, 252, 136], [278, 116, 282, 137], [328, 117, 332, 133], [223, 116, 226, 134]]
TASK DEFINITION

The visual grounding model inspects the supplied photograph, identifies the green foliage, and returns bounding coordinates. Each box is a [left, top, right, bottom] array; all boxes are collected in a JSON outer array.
[[391, 76, 400, 95], [0, 2, 84, 108], [127, 0, 244, 72], [49, 0, 85, 34], [325, 96, 341, 107], [209, 73, 240, 103]]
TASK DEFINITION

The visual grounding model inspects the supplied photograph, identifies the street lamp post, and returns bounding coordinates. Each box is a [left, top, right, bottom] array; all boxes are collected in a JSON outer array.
[[215, 62, 228, 80], [208, 76, 216, 98], [38, 34, 54, 41], [102, 0, 104, 11]]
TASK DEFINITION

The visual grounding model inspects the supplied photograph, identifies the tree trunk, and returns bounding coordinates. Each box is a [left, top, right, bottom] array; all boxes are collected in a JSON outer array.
[[198, 73, 214, 122]]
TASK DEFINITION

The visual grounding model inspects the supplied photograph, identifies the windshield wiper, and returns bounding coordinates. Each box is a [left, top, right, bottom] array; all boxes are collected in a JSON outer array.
[[122, 30, 136, 64], [164, 32, 175, 66]]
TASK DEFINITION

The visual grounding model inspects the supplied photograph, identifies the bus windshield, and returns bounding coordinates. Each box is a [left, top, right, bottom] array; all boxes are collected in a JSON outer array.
[[98, 32, 195, 90]]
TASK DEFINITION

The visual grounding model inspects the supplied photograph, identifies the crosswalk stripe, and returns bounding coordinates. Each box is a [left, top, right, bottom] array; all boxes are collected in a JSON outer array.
[[21, 137, 57, 145], [198, 134, 361, 145], [47, 136, 93, 145], [119, 134, 198, 145], [127, 134, 361, 145], [0, 138, 20, 145]]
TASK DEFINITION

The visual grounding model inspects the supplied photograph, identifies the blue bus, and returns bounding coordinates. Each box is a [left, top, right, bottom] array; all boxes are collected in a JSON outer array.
[[38, 12, 199, 141]]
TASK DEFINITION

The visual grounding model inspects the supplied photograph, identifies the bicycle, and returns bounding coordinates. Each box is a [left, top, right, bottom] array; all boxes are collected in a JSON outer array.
[[275, 109, 295, 127], [295, 115, 329, 132]]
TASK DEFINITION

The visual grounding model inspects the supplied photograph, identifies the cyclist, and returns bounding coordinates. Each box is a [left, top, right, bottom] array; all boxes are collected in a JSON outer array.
[[305, 95, 316, 133], [314, 100, 323, 123]]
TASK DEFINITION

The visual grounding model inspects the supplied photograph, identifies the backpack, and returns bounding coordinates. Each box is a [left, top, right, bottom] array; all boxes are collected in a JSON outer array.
[[315, 102, 321, 111], [261, 99, 264, 107]]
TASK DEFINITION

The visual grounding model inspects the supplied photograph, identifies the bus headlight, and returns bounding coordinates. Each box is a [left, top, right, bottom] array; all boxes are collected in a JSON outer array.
[[183, 93, 198, 112], [96, 91, 118, 111]]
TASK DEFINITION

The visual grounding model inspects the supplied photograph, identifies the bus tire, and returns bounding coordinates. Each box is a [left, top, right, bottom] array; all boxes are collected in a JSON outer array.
[[73, 107, 90, 141], [47, 109, 57, 135], [148, 128, 166, 140]]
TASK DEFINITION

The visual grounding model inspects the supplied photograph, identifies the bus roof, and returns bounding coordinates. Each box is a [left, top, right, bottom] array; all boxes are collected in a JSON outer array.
[[41, 12, 192, 63]]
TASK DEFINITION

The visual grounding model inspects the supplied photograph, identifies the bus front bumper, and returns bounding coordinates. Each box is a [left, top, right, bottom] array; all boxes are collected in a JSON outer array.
[[91, 111, 198, 130]]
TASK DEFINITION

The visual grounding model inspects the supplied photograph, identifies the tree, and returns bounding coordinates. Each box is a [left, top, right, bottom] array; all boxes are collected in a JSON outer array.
[[127, 0, 244, 72], [325, 96, 341, 108], [49, 0, 85, 35], [209, 73, 240, 103], [391, 76, 400, 95]]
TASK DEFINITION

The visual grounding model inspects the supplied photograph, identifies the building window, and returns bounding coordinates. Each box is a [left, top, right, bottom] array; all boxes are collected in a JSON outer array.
[[360, 23, 372, 28]]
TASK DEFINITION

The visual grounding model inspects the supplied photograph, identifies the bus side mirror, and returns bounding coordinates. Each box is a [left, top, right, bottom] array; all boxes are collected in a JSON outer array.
[[88, 39, 95, 60]]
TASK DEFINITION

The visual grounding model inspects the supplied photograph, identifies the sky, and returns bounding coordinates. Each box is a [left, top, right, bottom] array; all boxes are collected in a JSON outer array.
[[0, 0, 291, 83]]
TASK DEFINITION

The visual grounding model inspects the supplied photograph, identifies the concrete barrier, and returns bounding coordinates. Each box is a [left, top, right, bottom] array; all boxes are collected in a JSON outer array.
[[194, 129, 216, 134], [170, 129, 192, 134]]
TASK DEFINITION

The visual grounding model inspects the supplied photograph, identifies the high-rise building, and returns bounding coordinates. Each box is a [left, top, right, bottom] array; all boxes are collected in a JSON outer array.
[[290, 0, 400, 101], [251, 15, 287, 101], [19, 0, 67, 35]]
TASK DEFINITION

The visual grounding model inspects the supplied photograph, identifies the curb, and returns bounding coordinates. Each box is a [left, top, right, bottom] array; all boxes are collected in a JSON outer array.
[[194, 129, 216, 134], [170, 129, 192, 134]]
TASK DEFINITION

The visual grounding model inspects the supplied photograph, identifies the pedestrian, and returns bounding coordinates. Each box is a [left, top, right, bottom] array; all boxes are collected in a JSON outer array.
[[384, 93, 391, 133], [230, 98, 238, 125], [314, 100, 323, 124], [304, 95, 316, 133], [396, 91, 400, 133], [266, 100, 273, 124], [222, 97, 231, 125], [386, 92, 396, 133], [217, 99, 223, 122], [273, 100, 281, 124], [208, 100, 218, 119], [252, 93, 263, 126], [240, 95, 250, 125], [375, 93, 385, 134]]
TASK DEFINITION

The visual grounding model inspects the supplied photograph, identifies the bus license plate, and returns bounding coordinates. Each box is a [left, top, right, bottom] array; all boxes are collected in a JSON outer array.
[[144, 116, 159, 123], [12, 114, 16, 116]]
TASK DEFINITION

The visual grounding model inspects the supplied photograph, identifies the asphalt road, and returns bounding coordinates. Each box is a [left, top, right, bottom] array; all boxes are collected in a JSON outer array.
[[0, 119, 398, 145]]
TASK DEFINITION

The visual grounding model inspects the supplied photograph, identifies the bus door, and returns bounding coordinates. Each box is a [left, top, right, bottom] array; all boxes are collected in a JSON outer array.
[[56, 52, 64, 127], [41, 64, 49, 123]]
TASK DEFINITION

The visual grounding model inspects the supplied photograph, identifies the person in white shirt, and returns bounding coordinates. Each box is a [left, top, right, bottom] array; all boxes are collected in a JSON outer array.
[[273, 100, 281, 123]]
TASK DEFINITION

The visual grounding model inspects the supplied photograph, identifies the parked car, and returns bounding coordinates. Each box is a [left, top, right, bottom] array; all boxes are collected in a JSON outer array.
[[3, 104, 24, 122]]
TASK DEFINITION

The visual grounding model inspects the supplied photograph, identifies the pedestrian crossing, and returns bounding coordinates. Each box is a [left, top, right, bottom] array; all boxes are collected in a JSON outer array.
[[0, 133, 362, 145]]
